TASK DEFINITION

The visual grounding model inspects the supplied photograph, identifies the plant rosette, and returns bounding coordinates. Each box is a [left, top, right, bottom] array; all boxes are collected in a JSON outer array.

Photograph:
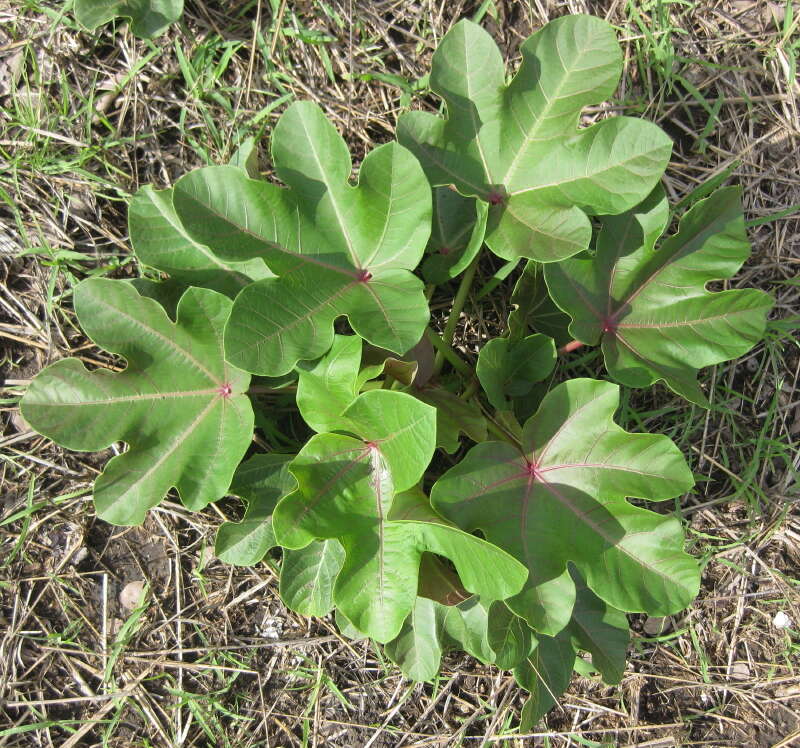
[[20, 12, 772, 728]]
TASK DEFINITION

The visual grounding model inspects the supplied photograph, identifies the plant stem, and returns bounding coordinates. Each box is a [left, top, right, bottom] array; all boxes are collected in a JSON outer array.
[[425, 328, 472, 378], [460, 377, 481, 401], [558, 339, 584, 355], [431, 253, 481, 377]]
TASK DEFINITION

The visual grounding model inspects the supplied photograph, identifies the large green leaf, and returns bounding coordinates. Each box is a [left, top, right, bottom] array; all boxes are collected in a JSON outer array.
[[215, 453, 295, 566], [272, 391, 527, 641], [172, 101, 432, 376], [129, 185, 271, 300], [397, 16, 672, 263], [544, 186, 773, 405], [431, 378, 699, 636], [21, 280, 253, 525], [74, 0, 183, 38]]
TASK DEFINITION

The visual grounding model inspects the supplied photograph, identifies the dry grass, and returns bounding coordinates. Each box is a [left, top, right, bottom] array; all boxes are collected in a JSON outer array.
[[1, 0, 798, 745]]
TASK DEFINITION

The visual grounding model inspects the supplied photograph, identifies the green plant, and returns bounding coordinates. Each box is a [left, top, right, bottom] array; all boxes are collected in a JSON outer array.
[[19, 14, 772, 730], [73, 0, 183, 38]]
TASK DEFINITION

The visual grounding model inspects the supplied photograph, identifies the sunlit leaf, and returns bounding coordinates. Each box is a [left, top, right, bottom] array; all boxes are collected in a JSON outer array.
[[431, 378, 699, 635], [21, 279, 253, 525], [398, 16, 672, 262], [172, 101, 432, 375], [545, 186, 773, 405]]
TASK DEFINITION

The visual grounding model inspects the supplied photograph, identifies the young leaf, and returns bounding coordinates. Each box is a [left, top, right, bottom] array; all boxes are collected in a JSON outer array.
[[397, 16, 672, 263], [422, 188, 488, 284], [215, 453, 295, 566], [129, 185, 271, 301], [544, 186, 773, 405], [296, 334, 363, 433], [476, 334, 557, 411], [74, 0, 183, 38], [431, 378, 699, 636], [272, 393, 527, 641], [516, 630, 575, 729], [280, 539, 346, 617], [172, 101, 432, 375], [21, 280, 253, 525]]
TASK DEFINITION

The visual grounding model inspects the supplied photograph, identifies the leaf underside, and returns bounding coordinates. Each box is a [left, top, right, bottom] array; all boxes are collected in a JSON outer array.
[[21, 279, 253, 525], [545, 186, 773, 405], [397, 15, 673, 262]]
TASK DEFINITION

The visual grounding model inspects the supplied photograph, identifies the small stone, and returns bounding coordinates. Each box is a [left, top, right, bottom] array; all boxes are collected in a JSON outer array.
[[730, 662, 750, 681], [119, 580, 147, 611], [257, 616, 283, 639], [773, 611, 792, 629], [643, 616, 671, 636]]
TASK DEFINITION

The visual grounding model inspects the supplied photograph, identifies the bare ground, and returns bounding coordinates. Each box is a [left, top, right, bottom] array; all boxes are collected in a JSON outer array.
[[1, 1, 798, 745]]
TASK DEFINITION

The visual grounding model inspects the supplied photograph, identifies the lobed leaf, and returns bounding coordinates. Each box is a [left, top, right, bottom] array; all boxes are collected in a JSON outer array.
[[172, 101, 432, 376], [431, 378, 699, 635], [397, 16, 672, 263], [21, 280, 253, 525], [544, 186, 773, 405]]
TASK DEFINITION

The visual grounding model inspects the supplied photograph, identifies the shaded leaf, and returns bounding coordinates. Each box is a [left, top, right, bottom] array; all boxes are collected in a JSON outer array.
[[215, 453, 295, 566], [568, 569, 628, 684], [21, 280, 253, 525], [431, 378, 699, 635], [544, 186, 773, 405], [74, 0, 183, 38], [280, 540, 346, 617], [397, 16, 672, 262], [172, 101, 431, 376], [296, 335, 362, 433], [476, 333, 556, 411], [422, 188, 488, 284], [516, 630, 575, 729], [509, 261, 573, 346], [409, 385, 487, 453], [385, 595, 498, 681]]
